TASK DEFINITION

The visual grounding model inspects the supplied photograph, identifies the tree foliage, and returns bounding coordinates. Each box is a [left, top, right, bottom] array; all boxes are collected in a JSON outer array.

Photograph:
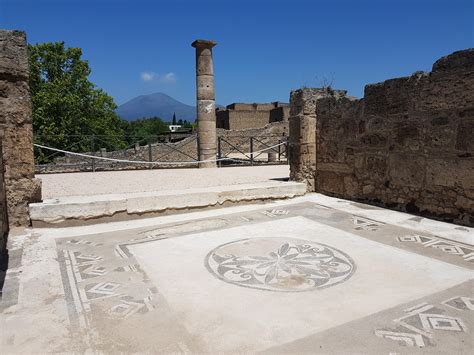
[[29, 41, 197, 164], [125, 117, 170, 144], [28, 42, 127, 162]]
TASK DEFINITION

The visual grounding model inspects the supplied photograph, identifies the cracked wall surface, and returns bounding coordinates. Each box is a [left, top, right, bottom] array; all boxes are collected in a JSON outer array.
[[289, 49, 474, 226]]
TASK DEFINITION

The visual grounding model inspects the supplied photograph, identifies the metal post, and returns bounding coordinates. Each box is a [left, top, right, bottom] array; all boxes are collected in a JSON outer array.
[[250, 137, 254, 166], [148, 142, 153, 170], [217, 137, 222, 168], [278, 139, 281, 162], [90, 135, 96, 172]]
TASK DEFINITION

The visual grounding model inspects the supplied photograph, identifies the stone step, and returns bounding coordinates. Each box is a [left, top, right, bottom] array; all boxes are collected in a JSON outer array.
[[29, 181, 306, 227]]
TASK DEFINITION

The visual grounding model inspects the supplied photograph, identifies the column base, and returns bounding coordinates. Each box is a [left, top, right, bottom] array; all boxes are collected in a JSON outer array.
[[199, 161, 217, 168]]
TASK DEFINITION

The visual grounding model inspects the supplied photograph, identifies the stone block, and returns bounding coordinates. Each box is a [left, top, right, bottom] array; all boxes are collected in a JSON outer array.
[[388, 154, 425, 188], [421, 115, 457, 150], [196, 54, 214, 76], [364, 78, 412, 116], [455, 119, 474, 152], [455, 195, 474, 211], [317, 162, 353, 174], [317, 171, 344, 195], [0, 30, 28, 80], [365, 155, 387, 181], [393, 121, 420, 150], [360, 132, 387, 148], [432, 49, 474, 73], [425, 159, 474, 190], [197, 75, 215, 101], [343, 175, 360, 197], [317, 140, 345, 163]]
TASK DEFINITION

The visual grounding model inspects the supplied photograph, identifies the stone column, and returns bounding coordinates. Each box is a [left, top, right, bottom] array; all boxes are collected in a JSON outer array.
[[0, 30, 42, 226], [289, 89, 318, 192], [192, 39, 217, 168]]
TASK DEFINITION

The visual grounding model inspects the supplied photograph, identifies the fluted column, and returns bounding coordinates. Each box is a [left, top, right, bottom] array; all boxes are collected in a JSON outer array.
[[192, 39, 217, 168]]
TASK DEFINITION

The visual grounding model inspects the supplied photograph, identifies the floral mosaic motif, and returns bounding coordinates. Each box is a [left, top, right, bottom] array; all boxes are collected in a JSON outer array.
[[205, 237, 356, 292]]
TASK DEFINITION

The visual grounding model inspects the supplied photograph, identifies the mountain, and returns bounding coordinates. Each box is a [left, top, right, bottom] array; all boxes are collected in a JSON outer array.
[[116, 93, 196, 121]]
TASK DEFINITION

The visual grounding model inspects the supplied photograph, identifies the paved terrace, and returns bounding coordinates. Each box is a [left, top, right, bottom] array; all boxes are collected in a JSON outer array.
[[31, 166, 305, 227], [38, 165, 291, 198], [1, 192, 473, 353]]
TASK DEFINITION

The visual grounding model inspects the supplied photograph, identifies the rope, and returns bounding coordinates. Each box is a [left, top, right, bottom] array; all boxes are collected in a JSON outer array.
[[33, 141, 287, 166]]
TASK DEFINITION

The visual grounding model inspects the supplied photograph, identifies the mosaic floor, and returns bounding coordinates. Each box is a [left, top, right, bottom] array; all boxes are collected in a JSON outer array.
[[1, 195, 473, 353]]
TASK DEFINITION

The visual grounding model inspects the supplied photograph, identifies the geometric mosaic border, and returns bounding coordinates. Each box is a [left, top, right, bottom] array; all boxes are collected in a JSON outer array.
[[398, 234, 474, 263], [375, 297, 473, 347]]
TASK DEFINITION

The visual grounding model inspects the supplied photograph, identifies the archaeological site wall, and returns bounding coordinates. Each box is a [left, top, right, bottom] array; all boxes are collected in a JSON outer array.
[[290, 49, 474, 226], [0, 30, 41, 226], [217, 102, 289, 130]]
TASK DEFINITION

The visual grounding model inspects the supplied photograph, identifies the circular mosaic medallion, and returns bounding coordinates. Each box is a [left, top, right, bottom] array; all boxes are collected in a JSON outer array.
[[205, 237, 356, 292]]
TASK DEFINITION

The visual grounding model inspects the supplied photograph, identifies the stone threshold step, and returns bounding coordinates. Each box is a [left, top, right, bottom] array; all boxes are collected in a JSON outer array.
[[29, 181, 306, 227]]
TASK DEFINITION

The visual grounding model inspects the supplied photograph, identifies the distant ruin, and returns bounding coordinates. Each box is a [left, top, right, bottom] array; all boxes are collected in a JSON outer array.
[[217, 102, 289, 130], [289, 49, 474, 226]]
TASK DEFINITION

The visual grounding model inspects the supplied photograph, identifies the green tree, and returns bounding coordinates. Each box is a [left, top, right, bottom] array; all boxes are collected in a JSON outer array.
[[182, 120, 192, 129], [172, 112, 177, 125], [28, 42, 127, 162], [125, 116, 169, 144]]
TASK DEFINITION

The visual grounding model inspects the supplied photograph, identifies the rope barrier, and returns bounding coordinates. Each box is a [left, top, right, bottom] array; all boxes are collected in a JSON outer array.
[[33, 141, 287, 166]]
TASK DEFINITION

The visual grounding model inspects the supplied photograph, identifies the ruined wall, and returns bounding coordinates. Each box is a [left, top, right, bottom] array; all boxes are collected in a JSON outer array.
[[270, 106, 290, 123], [227, 110, 271, 130], [290, 49, 474, 226], [217, 102, 289, 130], [0, 30, 41, 226]]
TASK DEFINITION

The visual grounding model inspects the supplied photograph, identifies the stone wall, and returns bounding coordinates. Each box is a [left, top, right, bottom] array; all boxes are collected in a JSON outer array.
[[217, 102, 289, 130], [289, 49, 474, 226], [0, 30, 41, 226]]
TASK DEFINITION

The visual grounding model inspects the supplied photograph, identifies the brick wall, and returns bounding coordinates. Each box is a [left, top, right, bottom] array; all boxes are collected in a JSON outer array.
[[0, 30, 42, 226], [289, 49, 474, 226]]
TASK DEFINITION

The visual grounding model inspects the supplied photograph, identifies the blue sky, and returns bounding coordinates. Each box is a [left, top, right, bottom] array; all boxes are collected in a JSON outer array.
[[1, 0, 473, 106]]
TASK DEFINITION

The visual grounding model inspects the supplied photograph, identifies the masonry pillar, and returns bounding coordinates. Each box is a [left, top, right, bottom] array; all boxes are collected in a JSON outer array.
[[192, 39, 217, 168], [0, 30, 42, 226], [289, 89, 318, 192]]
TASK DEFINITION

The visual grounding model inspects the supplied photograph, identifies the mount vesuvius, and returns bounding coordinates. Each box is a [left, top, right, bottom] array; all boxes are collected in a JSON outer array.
[[116, 93, 196, 121]]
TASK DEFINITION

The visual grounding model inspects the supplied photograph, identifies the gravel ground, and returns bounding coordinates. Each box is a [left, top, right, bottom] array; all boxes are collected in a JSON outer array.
[[38, 165, 290, 198]]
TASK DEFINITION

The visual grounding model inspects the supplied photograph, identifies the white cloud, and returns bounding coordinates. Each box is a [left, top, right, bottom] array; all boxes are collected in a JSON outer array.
[[140, 72, 156, 82], [161, 72, 176, 84], [140, 71, 177, 84]]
